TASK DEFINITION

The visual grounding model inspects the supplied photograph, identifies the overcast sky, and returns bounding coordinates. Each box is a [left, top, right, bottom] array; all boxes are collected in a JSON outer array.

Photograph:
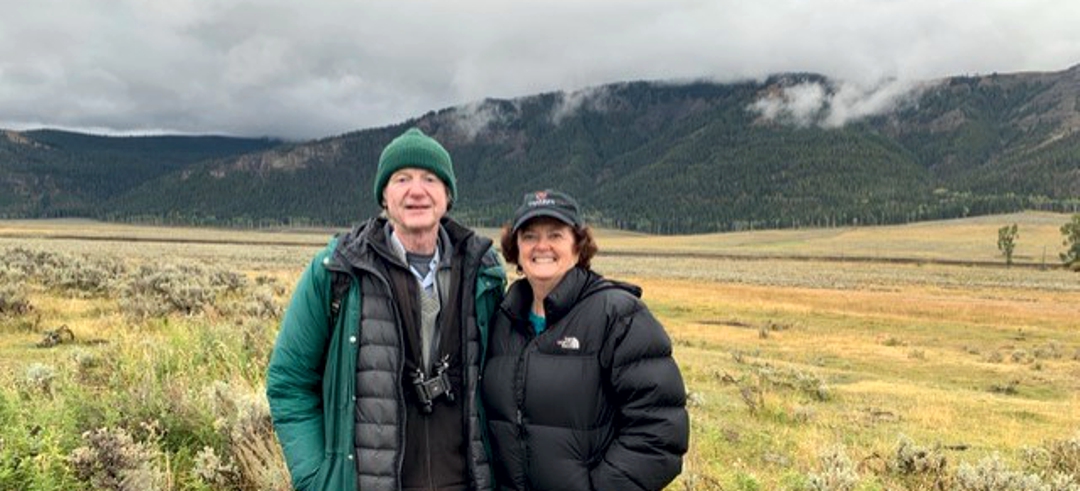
[[1, 0, 1078, 140]]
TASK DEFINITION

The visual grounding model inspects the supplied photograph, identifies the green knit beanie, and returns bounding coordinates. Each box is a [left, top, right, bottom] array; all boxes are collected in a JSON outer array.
[[373, 127, 457, 207]]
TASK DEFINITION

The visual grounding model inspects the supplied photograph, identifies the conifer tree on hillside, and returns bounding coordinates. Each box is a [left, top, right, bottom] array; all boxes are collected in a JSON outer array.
[[1061, 214, 1080, 271]]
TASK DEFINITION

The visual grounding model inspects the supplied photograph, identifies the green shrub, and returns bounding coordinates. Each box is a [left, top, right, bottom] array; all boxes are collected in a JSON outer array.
[[19, 363, 58, 397], [46, 256, 127, 297], [734, 471, 762, 491], [118, 262, 250, 318], [69, 426, 164, 491], [807, 446, 858, 491], [955, 454, 1050, 491], [0, 283, 31, 316], [190, 445, 236, 488], [1042, 431, 1080, 479], [1033, 342, 1064, 360], [793, 370, 831, 401], [0, 263, 27, 286], [0, 428, 81, 490], [990, 379, 1021, 395], [239, 288, 283, 319], [203, 381, 289, 490], [1, 247, 127, 297], [883, 336, 905, 347], [888, 435, 949, 489]]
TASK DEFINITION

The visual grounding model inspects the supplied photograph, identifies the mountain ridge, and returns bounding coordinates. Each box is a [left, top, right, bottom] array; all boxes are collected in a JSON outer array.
[[2, 65, 1079, 233]]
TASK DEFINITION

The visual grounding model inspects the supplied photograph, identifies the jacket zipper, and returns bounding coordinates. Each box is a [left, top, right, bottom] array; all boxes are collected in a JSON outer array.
[[514, 330, 540, 491]]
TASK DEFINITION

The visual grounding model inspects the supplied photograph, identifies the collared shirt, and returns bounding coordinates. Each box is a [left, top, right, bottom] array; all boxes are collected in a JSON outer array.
[[387, 227, 442, 289], [387, 223, 452, 370]]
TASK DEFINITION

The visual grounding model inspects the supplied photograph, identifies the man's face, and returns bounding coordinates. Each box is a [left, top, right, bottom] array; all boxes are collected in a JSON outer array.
[[382, 168, 449, 236]]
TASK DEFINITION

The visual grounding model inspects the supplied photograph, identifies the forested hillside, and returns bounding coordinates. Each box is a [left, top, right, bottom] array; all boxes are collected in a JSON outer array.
[[2, 65, 1078, 233], [0, 130, 278, 218]]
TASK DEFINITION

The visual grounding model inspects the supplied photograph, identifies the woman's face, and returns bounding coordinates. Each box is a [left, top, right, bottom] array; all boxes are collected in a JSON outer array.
[[516, 218, 579, 286]]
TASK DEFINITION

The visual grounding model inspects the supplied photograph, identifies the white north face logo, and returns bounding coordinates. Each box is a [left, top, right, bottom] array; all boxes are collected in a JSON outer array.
[[556, 336, 580, 350]]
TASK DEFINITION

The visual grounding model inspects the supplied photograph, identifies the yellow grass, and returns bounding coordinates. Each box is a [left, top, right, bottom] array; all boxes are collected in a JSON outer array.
[[633, 272, 1080, 488], [4, 210, 1071, 265], [595, 211, 1072, 264], [0, 218, 335, 244]]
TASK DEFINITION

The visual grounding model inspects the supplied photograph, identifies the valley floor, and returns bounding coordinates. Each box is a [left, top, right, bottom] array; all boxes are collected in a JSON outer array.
[[1, 216, 1078, 490]]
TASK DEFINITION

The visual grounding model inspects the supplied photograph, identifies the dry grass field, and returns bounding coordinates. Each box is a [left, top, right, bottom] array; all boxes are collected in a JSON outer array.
[[593, 211, 1070, 265], [1, 212, 1078, 490], [4, 210, 1066, 264]]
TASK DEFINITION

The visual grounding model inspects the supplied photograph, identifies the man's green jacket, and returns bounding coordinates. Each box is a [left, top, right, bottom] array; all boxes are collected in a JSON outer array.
[[266, 221, 505, 491]]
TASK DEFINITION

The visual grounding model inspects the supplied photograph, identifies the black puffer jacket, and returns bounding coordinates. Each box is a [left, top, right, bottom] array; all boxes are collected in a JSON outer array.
[[482, 267, 688, 491]]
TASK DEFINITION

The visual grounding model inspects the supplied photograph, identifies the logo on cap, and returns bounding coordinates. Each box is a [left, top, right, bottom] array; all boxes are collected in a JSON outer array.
[[529, 190, 557, 207]]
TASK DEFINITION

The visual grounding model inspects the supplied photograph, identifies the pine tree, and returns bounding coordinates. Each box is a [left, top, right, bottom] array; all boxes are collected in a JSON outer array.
[[1060, 214, 1080, 271], [997, 223, 1018, 267]]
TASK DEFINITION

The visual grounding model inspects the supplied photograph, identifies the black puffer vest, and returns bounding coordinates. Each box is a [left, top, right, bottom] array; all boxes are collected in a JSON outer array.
[[334, 217, 498, 491]]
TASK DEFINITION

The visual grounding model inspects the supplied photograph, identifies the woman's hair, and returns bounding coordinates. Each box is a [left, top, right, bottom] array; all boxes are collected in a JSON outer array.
[[499, 219, 598, 272]]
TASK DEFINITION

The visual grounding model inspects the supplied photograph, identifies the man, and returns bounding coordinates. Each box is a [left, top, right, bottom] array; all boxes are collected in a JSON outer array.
[[266, 127, 506, 491]]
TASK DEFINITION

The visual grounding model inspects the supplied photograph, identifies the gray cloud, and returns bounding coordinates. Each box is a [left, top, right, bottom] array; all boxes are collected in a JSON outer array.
[[1, 0, 1078, 139], [550, 86, 615, 125], [444, 100, 514, 141], [748, 79, 924, 128], [749, 83, 828, 128], [822, 80, 924, 128]]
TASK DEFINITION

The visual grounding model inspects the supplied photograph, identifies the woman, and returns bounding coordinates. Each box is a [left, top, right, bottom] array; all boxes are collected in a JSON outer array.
[[482, 190, 689, 491]]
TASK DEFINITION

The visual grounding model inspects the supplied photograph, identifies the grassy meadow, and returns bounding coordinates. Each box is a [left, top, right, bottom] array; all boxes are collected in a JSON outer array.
[[0, 212, 1078, 490]]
